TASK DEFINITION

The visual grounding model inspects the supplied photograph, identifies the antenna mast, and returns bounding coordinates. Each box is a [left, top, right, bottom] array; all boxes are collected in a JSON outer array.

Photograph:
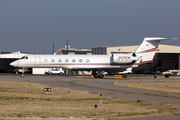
[[66, 39, 68, 54], [53, 42, 54, 54]]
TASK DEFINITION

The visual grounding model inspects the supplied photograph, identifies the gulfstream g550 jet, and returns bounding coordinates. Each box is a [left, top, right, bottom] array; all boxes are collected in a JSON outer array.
[[10, 37, 177, 78]]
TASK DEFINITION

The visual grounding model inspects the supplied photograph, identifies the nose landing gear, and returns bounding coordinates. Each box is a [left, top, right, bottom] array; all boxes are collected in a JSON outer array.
[[21, 73, 24, 77]]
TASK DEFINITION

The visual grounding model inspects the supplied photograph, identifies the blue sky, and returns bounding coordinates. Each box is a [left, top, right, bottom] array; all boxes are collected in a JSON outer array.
[[0, 0, 179, 54]]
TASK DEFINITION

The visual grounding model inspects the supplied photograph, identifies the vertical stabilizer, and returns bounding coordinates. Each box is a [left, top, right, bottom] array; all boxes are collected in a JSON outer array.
[[133, 37, 177, 67]]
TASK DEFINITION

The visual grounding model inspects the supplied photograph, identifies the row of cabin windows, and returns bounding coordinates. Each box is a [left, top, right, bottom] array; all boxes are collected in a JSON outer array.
[[44, 59, 90, 63]]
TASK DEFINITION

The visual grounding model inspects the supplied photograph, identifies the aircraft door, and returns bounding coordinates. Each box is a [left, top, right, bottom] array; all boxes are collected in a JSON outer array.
[[34, 56, 41, 66]]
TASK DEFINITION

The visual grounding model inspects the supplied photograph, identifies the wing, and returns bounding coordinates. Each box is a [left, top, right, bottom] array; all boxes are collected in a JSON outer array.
[[70, 66, 127, 74]]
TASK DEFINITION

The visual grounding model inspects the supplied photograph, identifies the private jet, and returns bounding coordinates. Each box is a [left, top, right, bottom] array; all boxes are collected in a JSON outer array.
[[10, 37, 177, 78]]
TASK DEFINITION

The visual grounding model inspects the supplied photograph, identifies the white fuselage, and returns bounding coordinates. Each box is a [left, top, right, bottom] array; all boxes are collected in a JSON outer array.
[[10, 54, 138, 73]]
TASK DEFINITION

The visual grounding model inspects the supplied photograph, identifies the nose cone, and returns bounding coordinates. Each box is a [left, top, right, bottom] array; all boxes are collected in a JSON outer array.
[[10, 61, 17, 67]]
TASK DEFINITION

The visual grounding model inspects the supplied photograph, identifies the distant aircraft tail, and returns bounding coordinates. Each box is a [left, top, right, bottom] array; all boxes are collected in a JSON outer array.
[[133, 37, 177, 67], [55, 49, 63, 55]]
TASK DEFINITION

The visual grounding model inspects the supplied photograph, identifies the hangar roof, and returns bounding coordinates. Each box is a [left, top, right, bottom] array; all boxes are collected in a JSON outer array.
[[0, 52, 30, 59], [93, 44, 180, 54], [110, 44, 180, 54]]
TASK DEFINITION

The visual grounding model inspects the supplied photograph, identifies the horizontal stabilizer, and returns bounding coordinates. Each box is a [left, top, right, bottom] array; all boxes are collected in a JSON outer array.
[[145, 37, 177, 42]]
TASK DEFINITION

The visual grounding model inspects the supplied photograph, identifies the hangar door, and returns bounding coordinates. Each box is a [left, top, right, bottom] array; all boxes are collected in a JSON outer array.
[[34, 56, 41, 66]]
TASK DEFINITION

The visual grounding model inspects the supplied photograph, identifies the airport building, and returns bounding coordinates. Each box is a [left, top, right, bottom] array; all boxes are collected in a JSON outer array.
[[58, 48, 92, 55], [92, 44, 180, 73]]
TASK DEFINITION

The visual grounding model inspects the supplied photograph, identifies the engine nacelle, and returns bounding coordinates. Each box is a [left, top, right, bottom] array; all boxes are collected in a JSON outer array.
[[111, 54, 138, 64]]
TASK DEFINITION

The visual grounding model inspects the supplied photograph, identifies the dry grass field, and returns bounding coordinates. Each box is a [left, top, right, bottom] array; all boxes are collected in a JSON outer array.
[[1, 81, 180, 119], [114, 80, 180, 93]]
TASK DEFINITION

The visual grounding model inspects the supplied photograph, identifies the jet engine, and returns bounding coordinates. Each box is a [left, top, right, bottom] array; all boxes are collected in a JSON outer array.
[[111, 54, 138, 64]]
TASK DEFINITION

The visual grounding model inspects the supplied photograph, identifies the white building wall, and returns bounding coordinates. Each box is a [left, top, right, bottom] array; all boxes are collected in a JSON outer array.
[[32, 68, 51, 74], [106, 45, 138, 54], [0, 52, 29, 58]]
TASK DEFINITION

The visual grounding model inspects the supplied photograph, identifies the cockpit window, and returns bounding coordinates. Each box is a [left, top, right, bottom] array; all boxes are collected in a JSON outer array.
[[20, 56, 28, 59], [20, 56, 25, 59]]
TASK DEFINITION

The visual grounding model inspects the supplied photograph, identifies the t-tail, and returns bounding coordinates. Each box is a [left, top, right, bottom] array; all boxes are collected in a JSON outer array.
[[133, 37, 177, 67]]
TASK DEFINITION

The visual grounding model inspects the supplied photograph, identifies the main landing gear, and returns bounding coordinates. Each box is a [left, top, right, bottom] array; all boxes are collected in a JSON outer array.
[[92, 70, 104, 78], [21, 73, 24, 77]]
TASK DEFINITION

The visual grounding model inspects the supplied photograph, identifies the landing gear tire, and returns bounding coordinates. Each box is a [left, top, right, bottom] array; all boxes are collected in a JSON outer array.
[[21, 74, 24, 77], [94, 74, 104, 78], [94, 74, 99, 78], [99, 74, 104, 78], [92, 70, 105, 78]]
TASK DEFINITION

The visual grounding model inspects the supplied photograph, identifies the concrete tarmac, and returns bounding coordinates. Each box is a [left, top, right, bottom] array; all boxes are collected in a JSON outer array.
[[1, 74, 180, 120]]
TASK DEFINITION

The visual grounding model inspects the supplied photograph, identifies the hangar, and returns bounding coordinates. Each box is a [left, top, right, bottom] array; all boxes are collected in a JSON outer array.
[[92, 44, 180, 73], [0, 51, 30, 73]]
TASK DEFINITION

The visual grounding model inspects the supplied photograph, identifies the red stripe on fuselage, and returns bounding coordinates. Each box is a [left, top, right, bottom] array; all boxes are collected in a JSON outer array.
[[40, 63, 133, 66], [22, 63, 133, 66]]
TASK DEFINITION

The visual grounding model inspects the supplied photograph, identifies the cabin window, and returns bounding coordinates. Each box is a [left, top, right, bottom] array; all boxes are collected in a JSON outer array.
[[44, 59, 48, 62], [51, 59, 55, 62], [86, 59, 90, 63], [65, 59, 69, 62], [72, 59, 76, 62], [58, 59, 62, 62], [79, 59, 83, 62]]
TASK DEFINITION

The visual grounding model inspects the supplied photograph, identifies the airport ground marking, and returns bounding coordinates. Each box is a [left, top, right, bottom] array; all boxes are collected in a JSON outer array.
[[100, 94, 102, 103], [137, 100, 140, 109], [44, 88, 51, 95], [17, 81, 19, 86], [68, 91, 70, 99], [95, 104, 97, 116]]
